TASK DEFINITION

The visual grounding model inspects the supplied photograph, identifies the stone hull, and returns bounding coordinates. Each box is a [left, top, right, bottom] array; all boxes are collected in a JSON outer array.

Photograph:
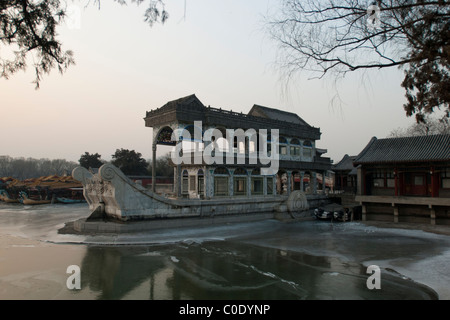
[[72, 164, 328, 232]]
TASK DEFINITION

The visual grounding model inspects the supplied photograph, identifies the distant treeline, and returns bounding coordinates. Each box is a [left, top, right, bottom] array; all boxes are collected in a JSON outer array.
[[0, 152, 174, 180], [0, 156, 78, 180]]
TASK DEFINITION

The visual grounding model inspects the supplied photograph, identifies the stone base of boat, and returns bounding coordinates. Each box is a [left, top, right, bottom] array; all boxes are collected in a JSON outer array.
[[70, 164, 330, 234], [71, 209, 322, 234], [72, 212, 282, 234]]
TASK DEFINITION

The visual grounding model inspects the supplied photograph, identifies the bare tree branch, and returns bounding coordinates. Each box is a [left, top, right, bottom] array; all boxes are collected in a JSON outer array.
[[0, 0, 169, 88], [266, 0, 449, 121]]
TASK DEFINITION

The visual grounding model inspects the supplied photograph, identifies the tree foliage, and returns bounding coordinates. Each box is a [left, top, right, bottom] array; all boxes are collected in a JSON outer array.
[[111, 148, 149, 176], [0, 155, 77, 179], [79, 152, 104, 169], [0, 0, 168, 88], [148, 153, 174, 177], [388, 115, 450, 137], [267, 0, 450, 122], [0, 0, 74, 88]]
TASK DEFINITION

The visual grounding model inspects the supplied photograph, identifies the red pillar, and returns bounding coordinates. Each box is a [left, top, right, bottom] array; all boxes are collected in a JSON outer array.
[[430, 166, 438, 197]]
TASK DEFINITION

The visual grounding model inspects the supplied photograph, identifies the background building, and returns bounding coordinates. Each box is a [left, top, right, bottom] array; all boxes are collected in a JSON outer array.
[[332, 154, 357, 194], [354, 135, 450, 225]]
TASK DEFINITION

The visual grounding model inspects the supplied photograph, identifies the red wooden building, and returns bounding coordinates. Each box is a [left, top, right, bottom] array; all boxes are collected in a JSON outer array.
[[354, 135, 450, 225], [332, 154, 357, 193]]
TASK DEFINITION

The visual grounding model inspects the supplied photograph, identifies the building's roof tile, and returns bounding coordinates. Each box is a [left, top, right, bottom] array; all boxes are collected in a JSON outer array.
[[248, 105, 310, 126], [354, 134, 450, 164], [333, 154, 357, 171]]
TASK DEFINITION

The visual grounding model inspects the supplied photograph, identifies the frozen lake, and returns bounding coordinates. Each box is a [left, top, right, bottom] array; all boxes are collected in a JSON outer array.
[[0, 202, 449, 299]]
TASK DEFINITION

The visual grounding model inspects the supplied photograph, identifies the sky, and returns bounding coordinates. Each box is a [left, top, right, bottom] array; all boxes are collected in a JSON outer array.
[[1, 0, 416, 164]]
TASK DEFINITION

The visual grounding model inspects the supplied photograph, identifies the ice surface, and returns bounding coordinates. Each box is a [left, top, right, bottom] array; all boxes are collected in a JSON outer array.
[[1, 202, 448, 299]]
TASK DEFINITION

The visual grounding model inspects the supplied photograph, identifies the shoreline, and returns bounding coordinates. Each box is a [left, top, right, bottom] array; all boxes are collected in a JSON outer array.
[[57, 217, 450, 236], [360, 220, 450, 236], [358, 220, 450, 300]]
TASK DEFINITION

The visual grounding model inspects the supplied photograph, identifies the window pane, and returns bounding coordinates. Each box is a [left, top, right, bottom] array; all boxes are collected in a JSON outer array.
[[198, 176, 204, 193], [373, 178, 384, 187], [267, 177, 273, 194], [182, 177, 189, 194], [252, 178, 263, 195], [234, 178, 247, 195], [443, 179, 450, 188], [414, 175, 424, 185], [303, 140, 312, 147], [303, 148, 312, 158], [189, 176, 196, 191], [387, 179, 395, 188], [214, 177, 228, 196]]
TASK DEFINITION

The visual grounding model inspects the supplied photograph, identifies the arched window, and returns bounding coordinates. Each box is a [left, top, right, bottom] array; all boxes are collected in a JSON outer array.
[[279, 136, 288, 155], [233, 136, 244, 154], [303, 140, 313, 159], [214, 167, 229, 175], [197, 169, 204, 196], [234, 168, 247, 175], [215, 127, 228, 152], [182, 170, 189, 195], [290, 138, 301, 157], [156, 127, 175, 146], [233, 167, 247, 196]]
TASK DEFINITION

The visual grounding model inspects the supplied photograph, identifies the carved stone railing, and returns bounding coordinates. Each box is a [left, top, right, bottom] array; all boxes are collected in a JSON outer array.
[[73, 164, 175, 221], [73, 164, 321, 223]]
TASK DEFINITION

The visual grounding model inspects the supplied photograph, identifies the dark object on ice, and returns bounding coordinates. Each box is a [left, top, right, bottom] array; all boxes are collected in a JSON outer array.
[[314, 203, 354, 221]]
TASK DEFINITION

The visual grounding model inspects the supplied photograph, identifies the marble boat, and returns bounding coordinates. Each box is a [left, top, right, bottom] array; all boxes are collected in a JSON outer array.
[[71, 164, 328, 233]]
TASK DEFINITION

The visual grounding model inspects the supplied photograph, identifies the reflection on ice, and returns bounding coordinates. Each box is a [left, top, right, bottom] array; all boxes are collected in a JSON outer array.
[[75, 242, 438, 300]]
